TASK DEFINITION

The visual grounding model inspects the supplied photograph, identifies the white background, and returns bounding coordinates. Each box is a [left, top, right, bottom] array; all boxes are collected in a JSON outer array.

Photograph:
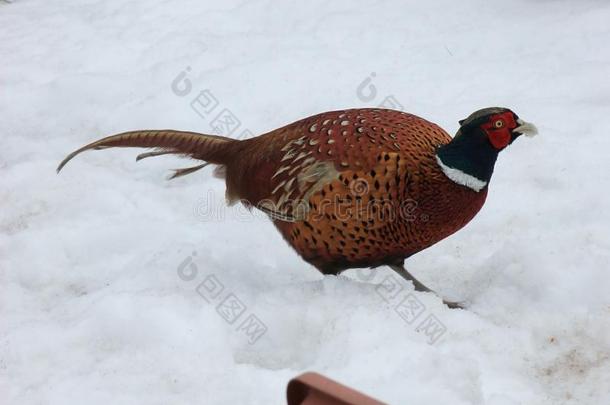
[[1, 0, 609, 404]]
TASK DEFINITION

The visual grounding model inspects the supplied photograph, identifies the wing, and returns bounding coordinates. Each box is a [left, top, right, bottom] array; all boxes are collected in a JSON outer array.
[[232, 108, 451, 222]]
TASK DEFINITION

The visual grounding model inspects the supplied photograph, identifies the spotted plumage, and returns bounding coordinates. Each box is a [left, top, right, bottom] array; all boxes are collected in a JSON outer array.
[[58, 107, 538, 307]]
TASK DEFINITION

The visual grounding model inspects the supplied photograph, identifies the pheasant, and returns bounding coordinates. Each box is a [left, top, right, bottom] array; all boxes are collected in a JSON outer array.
[[57, 107, 537, 307]]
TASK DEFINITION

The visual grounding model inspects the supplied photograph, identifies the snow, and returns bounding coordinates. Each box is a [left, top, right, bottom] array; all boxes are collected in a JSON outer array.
[[2, 0, 610, 404]]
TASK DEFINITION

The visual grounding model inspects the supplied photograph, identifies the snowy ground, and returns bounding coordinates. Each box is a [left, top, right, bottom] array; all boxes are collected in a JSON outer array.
[[2, 0, 610, 404]]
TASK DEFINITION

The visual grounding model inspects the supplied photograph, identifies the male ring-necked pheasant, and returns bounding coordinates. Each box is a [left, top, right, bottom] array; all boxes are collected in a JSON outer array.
[[58, 107, 537, 307]]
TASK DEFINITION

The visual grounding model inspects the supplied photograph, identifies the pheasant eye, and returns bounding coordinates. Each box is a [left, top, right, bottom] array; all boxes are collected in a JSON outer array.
[[493, 119, 504, 128]]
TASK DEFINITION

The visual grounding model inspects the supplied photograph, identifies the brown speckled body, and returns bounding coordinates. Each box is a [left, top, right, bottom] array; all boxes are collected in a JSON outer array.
[[225, 109, 488, 273]]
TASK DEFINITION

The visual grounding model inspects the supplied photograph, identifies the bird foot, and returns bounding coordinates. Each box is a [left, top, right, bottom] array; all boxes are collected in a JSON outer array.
[[388, 264, 467, 309]]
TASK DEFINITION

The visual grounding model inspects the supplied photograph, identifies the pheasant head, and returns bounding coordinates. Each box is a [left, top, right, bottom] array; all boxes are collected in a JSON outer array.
[[436, 107, 538, 192]]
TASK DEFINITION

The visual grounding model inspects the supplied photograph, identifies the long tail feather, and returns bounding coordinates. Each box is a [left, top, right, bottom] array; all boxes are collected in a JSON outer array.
[[57, 130, 235, 173], [136, 150, 178, 162], [168, 163, 210, 180]]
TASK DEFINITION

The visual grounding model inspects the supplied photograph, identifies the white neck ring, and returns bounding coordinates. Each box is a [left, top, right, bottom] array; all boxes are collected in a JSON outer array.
[[435, 155, 488, 192]]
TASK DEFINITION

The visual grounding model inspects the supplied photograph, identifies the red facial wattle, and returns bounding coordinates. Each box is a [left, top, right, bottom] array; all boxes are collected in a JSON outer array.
[[481, 112, 517, 150], [488, 129, 511, 149]]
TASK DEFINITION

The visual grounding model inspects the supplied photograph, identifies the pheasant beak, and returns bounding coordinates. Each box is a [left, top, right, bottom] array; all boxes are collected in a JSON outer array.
[[513, 118, 538, 137]]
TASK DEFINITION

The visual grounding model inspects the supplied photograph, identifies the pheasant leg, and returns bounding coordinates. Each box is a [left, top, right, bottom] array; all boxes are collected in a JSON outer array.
[[388, 264, 464, 309]]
